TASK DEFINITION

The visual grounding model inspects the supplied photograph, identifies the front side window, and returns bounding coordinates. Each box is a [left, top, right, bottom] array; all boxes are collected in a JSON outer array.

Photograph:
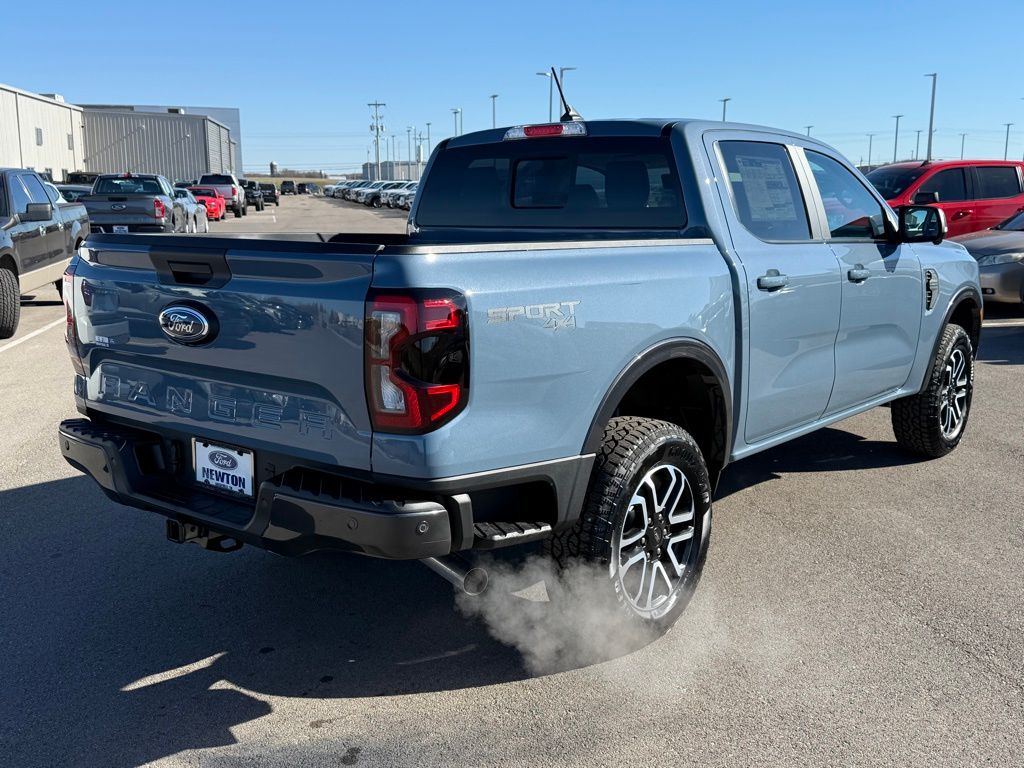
[[918, 168, 968, 202], [975, 167, 1022, 199], [806, 150, 885, 239], [719, 141, 810, 241], [20, 174, 51, 205], [8, 176, 33, 215]]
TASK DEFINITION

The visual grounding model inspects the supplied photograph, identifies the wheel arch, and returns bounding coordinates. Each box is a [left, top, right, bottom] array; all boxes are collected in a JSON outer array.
[[945, 287, 982, 355], [582, 338, 734, 490], [0, 249, 17, 276]]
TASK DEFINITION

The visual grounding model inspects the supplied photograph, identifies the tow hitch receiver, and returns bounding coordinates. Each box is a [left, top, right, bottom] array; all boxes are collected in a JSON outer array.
[[166, 519, 243, 553]]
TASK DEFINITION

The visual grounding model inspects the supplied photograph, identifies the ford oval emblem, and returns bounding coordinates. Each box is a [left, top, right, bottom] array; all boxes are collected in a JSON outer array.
[[208, 450, 238, 470], [159, 305, 212, 344]]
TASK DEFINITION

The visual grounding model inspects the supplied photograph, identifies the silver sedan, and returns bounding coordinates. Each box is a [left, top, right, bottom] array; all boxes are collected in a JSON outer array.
[[953, 211, 1024, 304]]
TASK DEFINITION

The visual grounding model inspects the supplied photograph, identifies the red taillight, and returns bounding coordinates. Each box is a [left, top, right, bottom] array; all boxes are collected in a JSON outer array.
[[63, 266, 75, 342], [231, 186, 237, 197], [153, 198, 166, 219], [365, 291, 469, 434]]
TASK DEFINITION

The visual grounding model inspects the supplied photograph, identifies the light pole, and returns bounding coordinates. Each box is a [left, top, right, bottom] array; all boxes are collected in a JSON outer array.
[[719, 97, 731, 122], [892, 114, 903, 163], [451, 108, 461, 137], [804, 125, 813, 136], [867, 133, 876, 167], [407, 127, 413, 180], [368, 101, 386, 181], [490, 94, 498, 128], [426, 122, 431, 155], [1004, 123, 1014, 161], [959, 132, 967, 160], [536, 71, 553, 121], [914, 129, 922, 160], [924, 73, 937, 161]]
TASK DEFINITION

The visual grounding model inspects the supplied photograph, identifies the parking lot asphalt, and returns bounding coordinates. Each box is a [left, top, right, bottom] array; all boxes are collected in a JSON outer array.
[[1, 197, 1022, 767]]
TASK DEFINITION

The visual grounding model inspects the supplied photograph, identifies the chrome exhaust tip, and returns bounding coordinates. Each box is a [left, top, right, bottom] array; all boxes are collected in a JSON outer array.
[[421, 555, 488, 596]]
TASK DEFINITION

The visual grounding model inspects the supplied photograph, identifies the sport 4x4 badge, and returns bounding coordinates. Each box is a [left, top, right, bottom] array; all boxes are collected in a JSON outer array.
[[486, 300, 580, 330]]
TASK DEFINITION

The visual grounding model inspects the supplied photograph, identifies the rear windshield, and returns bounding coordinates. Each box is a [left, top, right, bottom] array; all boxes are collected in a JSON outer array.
[[191, 188, 217, 197], [416, 137, 685, 229], [200, 175, 233, 185], [94, 177, 163, 195], [260, 184, 275, 190], [865, 166, 926, 200]]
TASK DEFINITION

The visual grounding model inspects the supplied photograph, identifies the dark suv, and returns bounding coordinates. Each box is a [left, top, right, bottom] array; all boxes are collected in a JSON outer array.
[[260, 183, 279, 206], [241, 180, 265, 212], [280, 180, 296, 195]]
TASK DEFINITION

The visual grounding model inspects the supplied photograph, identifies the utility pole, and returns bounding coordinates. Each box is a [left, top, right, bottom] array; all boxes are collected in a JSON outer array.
[[368, 101, 385, 182], [804, 125, 813, 136], [536, 71, 553, 121], [490, 94, 498, 128], [914, 129, 922, 160], [407, 127, 412, 181], [924, 73, 937, 161], [1004, 123, 1014, 160], [867, 133, 876, 167], [959, 132, 967, 160], [892, 114, 903, 163], [719, 97, 731, 122]]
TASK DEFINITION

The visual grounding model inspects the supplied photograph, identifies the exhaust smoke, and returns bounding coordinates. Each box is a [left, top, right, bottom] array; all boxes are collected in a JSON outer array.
[[456, 554, 660, 675]]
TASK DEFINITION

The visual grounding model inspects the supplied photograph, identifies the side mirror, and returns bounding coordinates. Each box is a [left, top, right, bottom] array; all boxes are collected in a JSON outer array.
[[913, 190, 940, 205], [22, 202, 52, 222], [898, 205, 947, 244]]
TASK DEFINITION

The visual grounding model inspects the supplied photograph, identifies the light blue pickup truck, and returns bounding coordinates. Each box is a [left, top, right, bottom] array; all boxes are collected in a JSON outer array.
[[58, 118, 981, 632]]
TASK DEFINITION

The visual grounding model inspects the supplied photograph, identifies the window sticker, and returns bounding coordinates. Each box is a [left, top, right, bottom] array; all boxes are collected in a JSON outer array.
[[735, 155, 798, 222]]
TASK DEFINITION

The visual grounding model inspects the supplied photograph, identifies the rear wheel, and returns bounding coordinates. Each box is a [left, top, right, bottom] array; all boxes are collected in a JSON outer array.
[[547, 416, 712, 634], [0, 267, 21, 339], [234, 204, 242, 218], [891, 323, 974, 458]]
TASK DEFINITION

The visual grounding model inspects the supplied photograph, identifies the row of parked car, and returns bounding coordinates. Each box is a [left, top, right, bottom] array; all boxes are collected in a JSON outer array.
[[325, 179, 419, 210]]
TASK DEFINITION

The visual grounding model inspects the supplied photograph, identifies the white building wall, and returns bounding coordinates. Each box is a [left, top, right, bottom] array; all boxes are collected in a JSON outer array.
[[0, 84, 83, 179]]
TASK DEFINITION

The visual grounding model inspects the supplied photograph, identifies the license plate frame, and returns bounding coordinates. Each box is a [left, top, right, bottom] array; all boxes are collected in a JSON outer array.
[[112, 225, 129, 234], [192, 439, 255, 498]]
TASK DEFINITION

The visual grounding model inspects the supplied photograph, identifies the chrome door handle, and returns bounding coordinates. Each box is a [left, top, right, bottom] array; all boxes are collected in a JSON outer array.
[[847, 266, 871, 283], [757, 270, 789, 291]]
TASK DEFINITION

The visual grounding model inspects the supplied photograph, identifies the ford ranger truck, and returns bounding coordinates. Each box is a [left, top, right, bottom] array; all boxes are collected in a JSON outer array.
[[58, 119, 981, 631], [1, 168, 90, 338]]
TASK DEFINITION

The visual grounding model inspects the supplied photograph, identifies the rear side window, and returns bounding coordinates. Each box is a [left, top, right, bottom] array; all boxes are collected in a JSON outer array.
[[919, 168, 967, 202], [719, 141, 810, 241], [975, 166, 1022, 199], [416, 137, 685, 229]]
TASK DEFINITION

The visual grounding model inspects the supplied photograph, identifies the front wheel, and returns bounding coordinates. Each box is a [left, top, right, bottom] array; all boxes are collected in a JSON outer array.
[[0, 268, 21, 339], [547, 416, 711, 634], [891, 323, 975, 458]]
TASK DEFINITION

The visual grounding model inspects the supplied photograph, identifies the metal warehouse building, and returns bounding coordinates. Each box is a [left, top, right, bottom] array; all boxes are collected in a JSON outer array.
[[81, 109, 233, 181], [0, 84, 85, 180]]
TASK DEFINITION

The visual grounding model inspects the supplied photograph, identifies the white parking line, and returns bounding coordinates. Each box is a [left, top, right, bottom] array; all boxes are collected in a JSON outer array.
[[0, 317, 64, 354]]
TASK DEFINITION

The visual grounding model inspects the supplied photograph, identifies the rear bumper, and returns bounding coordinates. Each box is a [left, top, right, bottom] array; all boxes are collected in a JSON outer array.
[[90, 222, 174, 234], [59, 418, 593, 560]]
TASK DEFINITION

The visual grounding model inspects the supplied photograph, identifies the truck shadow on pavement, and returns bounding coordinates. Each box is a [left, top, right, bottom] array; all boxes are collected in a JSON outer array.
[[0, 476, 538, 766], [977, 325, 1024, 366], [716, 426, 926, 499]]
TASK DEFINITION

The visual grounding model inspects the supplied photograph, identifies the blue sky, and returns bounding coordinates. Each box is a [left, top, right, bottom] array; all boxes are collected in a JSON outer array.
[[5, 0, 1022, 174]]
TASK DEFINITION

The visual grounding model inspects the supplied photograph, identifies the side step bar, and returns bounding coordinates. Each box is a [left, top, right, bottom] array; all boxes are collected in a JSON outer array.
[[473, 522, 552, 549]]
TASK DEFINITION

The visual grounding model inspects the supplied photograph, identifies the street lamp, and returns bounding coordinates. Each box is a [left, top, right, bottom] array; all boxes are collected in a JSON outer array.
[[1004, 123, 1014, 161], [959, 132, 967, 160], [892, 114, 903, 163], [867, 133, 876, 167], [426, 122, 431, 155], [924, 73, 937, 161], [451, 108, 461, 137], [407, 127, 413, 180], [914, 129, 922, 160], [536, 71, 553, 121], [490, 94, 498, 129], [804, 125, 813, 136], [719, 97, 731, 122]]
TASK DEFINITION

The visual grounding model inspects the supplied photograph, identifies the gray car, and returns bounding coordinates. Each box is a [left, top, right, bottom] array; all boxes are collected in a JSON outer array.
[[172, 188, 210, 233], [953, 211, 1024, 304]]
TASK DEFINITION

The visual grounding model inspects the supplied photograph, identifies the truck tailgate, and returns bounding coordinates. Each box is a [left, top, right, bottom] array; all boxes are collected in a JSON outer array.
[[69, 234, 376, 471]]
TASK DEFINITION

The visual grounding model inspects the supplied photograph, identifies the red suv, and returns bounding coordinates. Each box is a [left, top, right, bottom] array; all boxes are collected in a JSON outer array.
[[867, 160, 1024, 237]]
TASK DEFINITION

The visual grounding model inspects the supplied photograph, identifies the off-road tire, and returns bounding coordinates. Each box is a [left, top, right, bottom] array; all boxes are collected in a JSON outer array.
[[0, 267, 21, 339], [546, 416, 712, 632], [233, 204, 242, 219], [54, 278, 63, 298], [891, 323, 974, 458]]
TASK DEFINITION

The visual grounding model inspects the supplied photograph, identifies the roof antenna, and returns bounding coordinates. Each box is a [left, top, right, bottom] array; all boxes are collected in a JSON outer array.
[[551, 67, 583, 122]]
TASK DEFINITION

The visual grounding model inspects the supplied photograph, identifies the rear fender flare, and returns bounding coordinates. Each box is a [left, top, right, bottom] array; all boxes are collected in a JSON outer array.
[[582, 338, 734, 469]]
